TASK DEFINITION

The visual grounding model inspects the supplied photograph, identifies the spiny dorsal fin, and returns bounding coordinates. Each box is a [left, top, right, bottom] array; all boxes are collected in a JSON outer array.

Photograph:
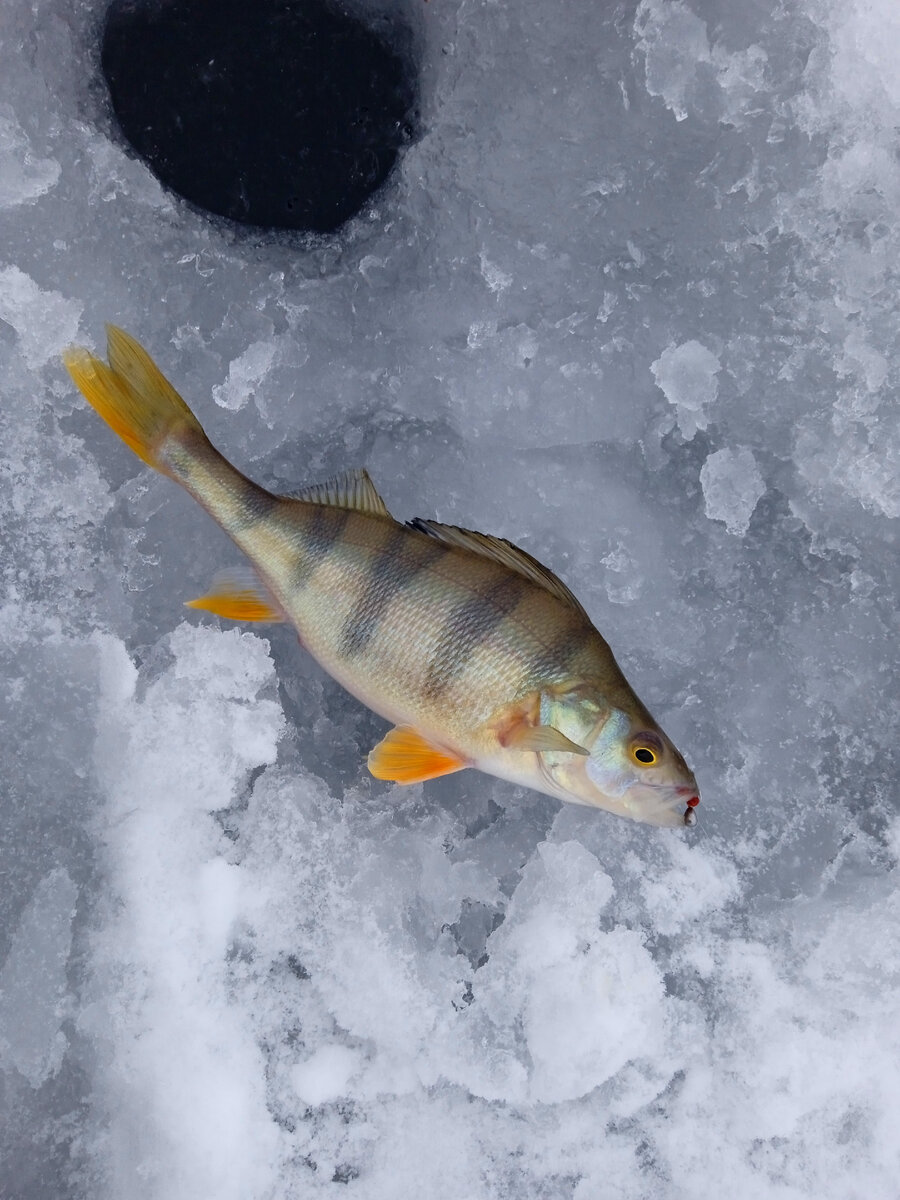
[[287, 468, 391, 517], [407, 519, 590, 620]]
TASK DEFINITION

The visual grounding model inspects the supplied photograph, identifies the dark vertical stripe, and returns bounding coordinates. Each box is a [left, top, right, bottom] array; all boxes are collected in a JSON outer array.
[[423, 574, 528, 699], [291, 506, 352, 589], [162, 435, 278, 533], [340, 530, 447, 656], [227, 485, 280, 532], [530, 620, 594, 682]]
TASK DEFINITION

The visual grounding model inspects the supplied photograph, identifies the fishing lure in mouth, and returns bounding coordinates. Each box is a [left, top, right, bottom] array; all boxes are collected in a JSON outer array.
[[63, 326, 700, 827]]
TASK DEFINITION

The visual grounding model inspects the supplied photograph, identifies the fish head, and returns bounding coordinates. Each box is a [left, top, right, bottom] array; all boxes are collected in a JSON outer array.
[[538, 694, 700, 827]]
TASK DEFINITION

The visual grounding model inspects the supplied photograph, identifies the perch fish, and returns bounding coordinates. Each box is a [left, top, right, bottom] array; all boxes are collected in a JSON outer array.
[[63, 327, 700, 827]]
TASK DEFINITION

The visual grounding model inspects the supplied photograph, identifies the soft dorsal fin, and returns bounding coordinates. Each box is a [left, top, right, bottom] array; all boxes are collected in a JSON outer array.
[[287, 468, 391, 517], [407, 519, 590, 620]]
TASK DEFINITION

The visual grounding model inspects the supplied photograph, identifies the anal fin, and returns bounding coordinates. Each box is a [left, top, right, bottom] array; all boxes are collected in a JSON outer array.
[[368, 726, 466, 784], [185, 566, 284, 623]]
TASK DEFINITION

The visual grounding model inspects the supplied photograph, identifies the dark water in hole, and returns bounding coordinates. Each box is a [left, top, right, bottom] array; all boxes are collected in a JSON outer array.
[[102, 0, 419, 233]]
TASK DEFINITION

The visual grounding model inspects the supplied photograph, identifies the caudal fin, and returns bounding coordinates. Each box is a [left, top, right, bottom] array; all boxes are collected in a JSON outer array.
[[62, 325, 205, 472]]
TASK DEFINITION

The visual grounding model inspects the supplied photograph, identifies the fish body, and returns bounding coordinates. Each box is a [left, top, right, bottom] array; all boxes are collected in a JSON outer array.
[[63, 327, 700, 827]]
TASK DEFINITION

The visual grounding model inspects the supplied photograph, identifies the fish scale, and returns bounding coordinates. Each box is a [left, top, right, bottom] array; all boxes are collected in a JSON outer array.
[[62, 325, 701, 826]]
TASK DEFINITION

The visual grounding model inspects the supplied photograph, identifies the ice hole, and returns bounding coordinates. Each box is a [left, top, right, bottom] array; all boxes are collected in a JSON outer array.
[[101, 0, 419, 233]]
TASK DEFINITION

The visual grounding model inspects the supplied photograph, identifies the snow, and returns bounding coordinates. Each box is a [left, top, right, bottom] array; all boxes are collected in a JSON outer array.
[[291, 1045, 364, 1106], [1, 0, 899, 1197], [83, 627, 283, 1198]]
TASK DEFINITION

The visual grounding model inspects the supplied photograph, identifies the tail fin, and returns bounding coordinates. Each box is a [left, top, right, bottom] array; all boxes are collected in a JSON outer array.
[[62, 325, 205, 472]]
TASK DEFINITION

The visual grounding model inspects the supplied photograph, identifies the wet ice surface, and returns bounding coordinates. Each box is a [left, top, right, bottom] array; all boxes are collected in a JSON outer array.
[[1, 0, 899, 1196]]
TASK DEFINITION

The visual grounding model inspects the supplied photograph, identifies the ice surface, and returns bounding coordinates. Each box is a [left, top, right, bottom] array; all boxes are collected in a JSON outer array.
[[1, 0, 899, 1196], [0, 868, 78, 1087]]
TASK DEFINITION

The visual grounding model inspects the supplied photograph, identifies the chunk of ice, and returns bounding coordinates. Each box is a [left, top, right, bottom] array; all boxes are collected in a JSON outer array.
[[651, 339, 721, 438], [700, 446, 766, 535], [635, 0, 710, 122], [0, 265, 81, 370], [212, 339, 278, 411], [0, 106, 60, 208]]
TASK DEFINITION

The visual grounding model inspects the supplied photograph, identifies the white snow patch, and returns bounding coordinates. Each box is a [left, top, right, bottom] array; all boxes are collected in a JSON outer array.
[[636, 839, 740, 936], [457, 841, 673, 1107], [291, 1044, 364, 1105], [83, 627, 285, 1200]]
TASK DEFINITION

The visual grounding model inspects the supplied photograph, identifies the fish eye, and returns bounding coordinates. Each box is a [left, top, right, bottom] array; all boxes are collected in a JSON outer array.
[[629, 732, 663, 767]]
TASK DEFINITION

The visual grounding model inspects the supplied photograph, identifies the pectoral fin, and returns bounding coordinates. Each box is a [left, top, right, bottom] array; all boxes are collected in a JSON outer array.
[[185, 567, 284, 623], [502, 723, 590, 756], [490, 691, 591, 756], [368, 726, 466, 784]]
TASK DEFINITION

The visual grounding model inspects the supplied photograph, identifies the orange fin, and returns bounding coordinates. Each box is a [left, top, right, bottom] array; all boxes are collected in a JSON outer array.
[[367, 726, 466, 784], [185, 567, 284, 623], [62, 326, 203, 472]]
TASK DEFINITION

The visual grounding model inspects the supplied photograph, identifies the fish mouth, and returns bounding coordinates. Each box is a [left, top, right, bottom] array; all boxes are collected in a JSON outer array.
[[624, 784, 699, 828], [673, 785, 700, 827]]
